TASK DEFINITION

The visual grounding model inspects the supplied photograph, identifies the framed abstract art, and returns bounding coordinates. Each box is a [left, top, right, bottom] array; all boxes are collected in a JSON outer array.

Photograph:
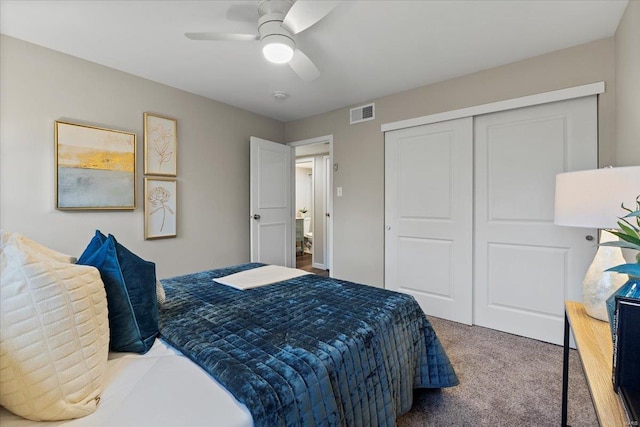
[[55, 121, 136, 210]]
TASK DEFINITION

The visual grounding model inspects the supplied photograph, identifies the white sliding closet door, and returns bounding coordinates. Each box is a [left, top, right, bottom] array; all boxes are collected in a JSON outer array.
[[385, 117, 473, 324], [473, 96, 597, 344]]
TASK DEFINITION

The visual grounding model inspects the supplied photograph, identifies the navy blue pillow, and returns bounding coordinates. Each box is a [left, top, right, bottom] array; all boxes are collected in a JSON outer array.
[[78, 230, 158, 354], [77, 230, 108, 263]]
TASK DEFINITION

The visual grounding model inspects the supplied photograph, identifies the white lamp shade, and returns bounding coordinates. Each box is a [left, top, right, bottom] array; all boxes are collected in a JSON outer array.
[[554, 166, 640, 229], [262, 34, 295, 64]]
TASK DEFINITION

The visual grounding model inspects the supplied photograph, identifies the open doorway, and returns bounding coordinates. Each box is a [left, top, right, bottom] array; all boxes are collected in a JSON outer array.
[[288, 136, 333, 277]]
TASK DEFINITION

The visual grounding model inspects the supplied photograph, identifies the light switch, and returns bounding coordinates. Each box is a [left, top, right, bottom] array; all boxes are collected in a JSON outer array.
[[337, 187, 343, 197]]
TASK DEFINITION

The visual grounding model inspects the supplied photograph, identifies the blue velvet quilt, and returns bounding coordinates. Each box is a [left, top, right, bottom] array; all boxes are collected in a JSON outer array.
[[159, 263, 458, 427]]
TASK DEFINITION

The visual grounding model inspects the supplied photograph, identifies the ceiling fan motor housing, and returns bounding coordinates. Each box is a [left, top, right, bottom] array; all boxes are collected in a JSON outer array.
[[257, 0, 294, 18], [258, 0, 295, 42], [258, 1, 296, 63], [259, 16, 294, 43]]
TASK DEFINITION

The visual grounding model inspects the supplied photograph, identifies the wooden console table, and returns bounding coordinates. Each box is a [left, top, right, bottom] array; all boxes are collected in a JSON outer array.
[[562, 301, 628, 426]]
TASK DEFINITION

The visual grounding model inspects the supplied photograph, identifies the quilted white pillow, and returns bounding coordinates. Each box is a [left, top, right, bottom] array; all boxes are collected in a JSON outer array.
[[2, 231, 78, 264], [0, 232, 109, 421]]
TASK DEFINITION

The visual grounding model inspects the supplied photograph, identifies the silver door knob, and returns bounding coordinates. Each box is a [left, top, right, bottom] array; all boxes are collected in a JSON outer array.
[[386, 225, 391, 230], [585, 235, 594, 241], [253, 214, 261, 220]]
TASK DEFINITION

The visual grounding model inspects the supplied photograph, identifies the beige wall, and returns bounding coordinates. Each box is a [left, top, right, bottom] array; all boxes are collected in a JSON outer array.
[[3, 18, 635, 288], [0, 35, 285, 279], [285, 38, 616, 287], [615, 0, 640, 166]]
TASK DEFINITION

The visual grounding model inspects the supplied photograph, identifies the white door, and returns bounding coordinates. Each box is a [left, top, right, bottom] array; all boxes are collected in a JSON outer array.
[[250, 137, 294, 267], [385, 117, 473, 324], [474, 96, 597, 344]]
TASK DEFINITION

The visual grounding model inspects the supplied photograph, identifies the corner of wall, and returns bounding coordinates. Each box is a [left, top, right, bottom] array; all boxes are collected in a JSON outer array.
[[614, 1, 640, 166]]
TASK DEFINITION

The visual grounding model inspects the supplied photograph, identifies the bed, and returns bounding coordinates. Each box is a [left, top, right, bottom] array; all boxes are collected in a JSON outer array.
[[1, 250, 457, 426], [159, 263, 458, 427]]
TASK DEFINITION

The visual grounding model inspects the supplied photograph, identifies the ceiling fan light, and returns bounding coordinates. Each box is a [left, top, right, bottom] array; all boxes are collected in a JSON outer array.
[[262, 35, 295, 64]]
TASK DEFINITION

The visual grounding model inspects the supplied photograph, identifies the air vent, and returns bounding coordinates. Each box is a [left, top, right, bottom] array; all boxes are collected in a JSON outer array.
[[350, 103, 375, 124]]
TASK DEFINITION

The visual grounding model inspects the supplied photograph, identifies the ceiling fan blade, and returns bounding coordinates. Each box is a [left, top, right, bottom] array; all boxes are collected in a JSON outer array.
[[282, 1, 339, 35], [185, 32, 259, 41], [289, 49, 320, 82]]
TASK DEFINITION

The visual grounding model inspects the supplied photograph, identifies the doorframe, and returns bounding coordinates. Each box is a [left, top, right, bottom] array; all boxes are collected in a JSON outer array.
[[323, 155, 331, 271], [295, 157, 314, 261], [287, 135, 334, 275]]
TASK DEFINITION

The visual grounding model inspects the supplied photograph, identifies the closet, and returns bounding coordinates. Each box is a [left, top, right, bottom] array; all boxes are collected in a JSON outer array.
[[384, 95, 598, 344]]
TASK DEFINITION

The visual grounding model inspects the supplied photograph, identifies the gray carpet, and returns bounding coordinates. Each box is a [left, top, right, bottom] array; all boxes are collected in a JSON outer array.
[[398, 317, 599, 426]]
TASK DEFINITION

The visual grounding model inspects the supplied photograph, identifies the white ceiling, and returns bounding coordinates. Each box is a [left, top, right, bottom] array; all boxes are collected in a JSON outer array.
[[0, 0, 628, 122]]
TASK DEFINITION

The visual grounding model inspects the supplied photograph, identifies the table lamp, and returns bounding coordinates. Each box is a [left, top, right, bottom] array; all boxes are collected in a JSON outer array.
[[554, 166, 640, 321]]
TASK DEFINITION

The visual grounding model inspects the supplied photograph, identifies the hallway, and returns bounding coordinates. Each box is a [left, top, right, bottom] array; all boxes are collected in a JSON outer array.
[[296, 253, 329, 277]]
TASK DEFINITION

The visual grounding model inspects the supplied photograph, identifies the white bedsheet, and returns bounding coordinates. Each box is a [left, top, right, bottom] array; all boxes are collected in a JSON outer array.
[[214, 265, 310, 290], [0, 339, 253, 427]]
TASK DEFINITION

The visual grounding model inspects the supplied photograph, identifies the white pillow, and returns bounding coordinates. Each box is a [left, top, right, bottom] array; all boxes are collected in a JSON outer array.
[[1, 231, 77, 264], [0, 232, 109, 421], [156, 279, 166, 306]]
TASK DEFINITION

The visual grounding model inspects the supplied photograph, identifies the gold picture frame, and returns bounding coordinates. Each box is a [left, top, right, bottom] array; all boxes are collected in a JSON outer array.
[[144, 112, 177, 176], [55, 120, 136, 210], [144, 177, 177, 239]]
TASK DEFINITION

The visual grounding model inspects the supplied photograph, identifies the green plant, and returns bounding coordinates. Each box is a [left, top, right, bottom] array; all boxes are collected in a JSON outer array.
[[602, 196, 640, 278]]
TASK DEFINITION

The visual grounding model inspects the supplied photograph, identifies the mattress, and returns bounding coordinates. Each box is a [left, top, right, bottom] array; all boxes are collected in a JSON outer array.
[[0, 340, 253, 427]]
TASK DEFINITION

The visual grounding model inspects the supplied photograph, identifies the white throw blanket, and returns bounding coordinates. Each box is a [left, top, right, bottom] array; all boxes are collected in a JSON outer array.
[[214, 265, 311, 290]]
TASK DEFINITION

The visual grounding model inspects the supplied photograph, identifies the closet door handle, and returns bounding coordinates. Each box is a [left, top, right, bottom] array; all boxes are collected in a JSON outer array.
[[253, 214, 261, 220]]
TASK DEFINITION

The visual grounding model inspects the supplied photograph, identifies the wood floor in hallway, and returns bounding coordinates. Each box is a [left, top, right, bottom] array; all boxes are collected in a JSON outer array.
[[296, 253, 329, 277]]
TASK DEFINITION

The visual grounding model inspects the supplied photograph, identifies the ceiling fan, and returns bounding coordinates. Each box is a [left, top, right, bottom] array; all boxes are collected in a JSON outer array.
[[185, 0, 339, 82]]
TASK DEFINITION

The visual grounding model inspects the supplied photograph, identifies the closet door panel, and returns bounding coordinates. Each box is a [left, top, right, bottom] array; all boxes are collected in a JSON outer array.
[[487, 243, 566, 315], [398, 134, 452, 218], [486, 117, 565, 221], [385, 117, 473, 324], [398, 237, 452, 297], [474, 96, 598, 344]]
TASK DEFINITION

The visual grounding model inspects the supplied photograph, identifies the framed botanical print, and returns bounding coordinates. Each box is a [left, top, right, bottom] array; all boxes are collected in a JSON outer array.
[[144, 112, 177, 176], [145, 177, 177, 239], [55, 121, 136, 210]]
